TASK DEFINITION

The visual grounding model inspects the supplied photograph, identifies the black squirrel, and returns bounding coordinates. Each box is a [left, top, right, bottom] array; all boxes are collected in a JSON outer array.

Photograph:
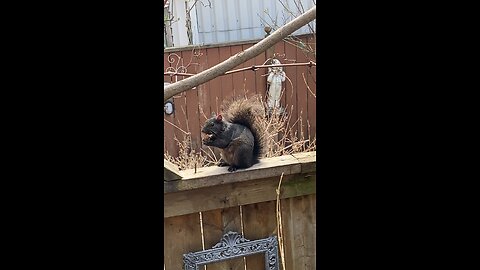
[[201, 96, 265, 172]]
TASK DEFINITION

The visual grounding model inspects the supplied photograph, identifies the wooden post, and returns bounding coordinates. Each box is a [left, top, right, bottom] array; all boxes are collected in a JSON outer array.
[[164, 159, 182, 181]]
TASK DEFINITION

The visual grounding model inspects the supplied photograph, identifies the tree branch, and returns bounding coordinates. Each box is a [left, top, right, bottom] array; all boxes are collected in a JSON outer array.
[[163, 5, 316, 103]]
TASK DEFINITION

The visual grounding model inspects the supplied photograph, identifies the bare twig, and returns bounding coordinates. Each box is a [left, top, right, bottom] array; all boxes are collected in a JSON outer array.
[[276, 172, 286, 270], [302, 73, 316, 98], [163, 118, 190, 135], [225, 61, 316, 75], [164, 72, 195, 77], [163, 61, 316, 77]]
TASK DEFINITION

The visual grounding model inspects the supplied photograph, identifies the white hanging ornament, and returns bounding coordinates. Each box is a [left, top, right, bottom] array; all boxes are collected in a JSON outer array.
[[267, 59, 286, 115]]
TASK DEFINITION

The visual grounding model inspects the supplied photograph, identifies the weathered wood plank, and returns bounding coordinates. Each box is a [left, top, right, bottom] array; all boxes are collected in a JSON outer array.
[[181, 49, 202, 152], [219, 46, 234, 102], [164, 55, 178, 157], [200, 210, 223, 249], [164, 173, 315, 218], [280, 197, 294, 270], [230, 44, 244, 97], [165, 154, 301, 193], [295, 36, 309, 141], [164, 213, 203, 270], [307, 194, 317, 269], [242, 200, 278, 269], [254, 45, 267, 97], [242, 43, 256, 98], [281, 194, 316, 270], [284, 40, 298, 138], [306, 34, 316, 140], [198, 209, 223, 270], [164, 159, 182, 181], [204, 46, 223, 159], [202, 206, 245, 270], [206, 46, 222, 114], [292, 151, 316, 173]]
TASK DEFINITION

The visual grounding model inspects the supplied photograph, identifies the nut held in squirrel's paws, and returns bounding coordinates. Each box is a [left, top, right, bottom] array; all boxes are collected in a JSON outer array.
[[201, 132, 215, 143]]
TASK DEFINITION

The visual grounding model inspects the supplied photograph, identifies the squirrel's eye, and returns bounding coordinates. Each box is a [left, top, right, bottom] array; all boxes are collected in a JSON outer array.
[[210, 123, 214, 126]]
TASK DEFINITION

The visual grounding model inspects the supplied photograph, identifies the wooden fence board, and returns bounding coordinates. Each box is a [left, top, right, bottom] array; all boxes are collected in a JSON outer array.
[[242, 43, 256, 98], [196, 47, 210, 122], [308, 194, 317, 269], [206, 47, 222, 114], [281, 194, 316, 270], [295, 36, 310, 142], [164, 117, 177, 157], [230, 45, 244, 98], [164, 159, 182, 181], [292, 151, 316, 173], [254, 49, 267, 97], [204, 47, 223, 159], [219, 46, 234, 103], [307, 34, 317, 140], [199, 209, 223, 270], [164, 213, 203, 270], [164, 116, 177, 157], [172, 92, 188, 156], [200, 209, 223, 249], [284, 41, 299, 138], [166, 154, 302, 192], [164, 152, 316, 218], [182, 49, 202, 151], [280, 196, 294, 270], [164, 173, 315, 218], [202, 206, 245, 270], [163, 52, 174, 84], [170, 50, 191, 147], [164, 54, 178, 156], [242, 200, 278, 269]]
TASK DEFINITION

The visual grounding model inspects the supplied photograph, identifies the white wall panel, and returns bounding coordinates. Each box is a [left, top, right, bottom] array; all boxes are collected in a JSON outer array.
[[168, 0, 315, 47]]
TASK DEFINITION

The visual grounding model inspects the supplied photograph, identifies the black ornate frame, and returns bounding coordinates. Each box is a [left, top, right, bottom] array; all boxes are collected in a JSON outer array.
[[183, 231, 279, 270]]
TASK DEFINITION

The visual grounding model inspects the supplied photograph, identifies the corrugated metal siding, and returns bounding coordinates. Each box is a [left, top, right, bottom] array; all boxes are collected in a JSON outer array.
[[166, 0, 315, 47], [168, 0, 189, 47], [195, 0, 315, 45]]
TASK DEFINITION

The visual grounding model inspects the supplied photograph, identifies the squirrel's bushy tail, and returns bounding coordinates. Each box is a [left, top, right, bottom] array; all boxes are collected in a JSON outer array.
[[222, 95, 266, 163]]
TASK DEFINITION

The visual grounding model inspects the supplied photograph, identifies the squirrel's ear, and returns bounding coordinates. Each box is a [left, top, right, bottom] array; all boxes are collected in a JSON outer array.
[[216, 114, 223, 122]]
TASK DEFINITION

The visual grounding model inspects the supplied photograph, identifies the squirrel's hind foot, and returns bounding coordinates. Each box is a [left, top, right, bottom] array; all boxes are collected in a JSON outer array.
[[228, 166, 237, 172], [218, 161, 229, 167]]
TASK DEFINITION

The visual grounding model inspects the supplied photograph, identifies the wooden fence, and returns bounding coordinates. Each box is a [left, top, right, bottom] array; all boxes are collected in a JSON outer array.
[[164, 151, 316, 269], [163, 34, 316, 158]]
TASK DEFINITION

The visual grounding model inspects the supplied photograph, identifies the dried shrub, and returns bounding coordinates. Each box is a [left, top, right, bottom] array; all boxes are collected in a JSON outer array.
[[164, 134, 210, 171], [260, 101, 316, 158]]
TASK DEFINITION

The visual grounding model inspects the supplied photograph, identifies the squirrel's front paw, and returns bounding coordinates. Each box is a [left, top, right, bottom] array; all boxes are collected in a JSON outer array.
[[218, 161, 229, 167], [228, 166, 237, 172]]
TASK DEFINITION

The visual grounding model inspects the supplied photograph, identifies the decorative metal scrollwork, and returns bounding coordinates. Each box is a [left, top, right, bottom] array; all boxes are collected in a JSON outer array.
[[164, 47, 203, 82], [183, 231, 279, 270]]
